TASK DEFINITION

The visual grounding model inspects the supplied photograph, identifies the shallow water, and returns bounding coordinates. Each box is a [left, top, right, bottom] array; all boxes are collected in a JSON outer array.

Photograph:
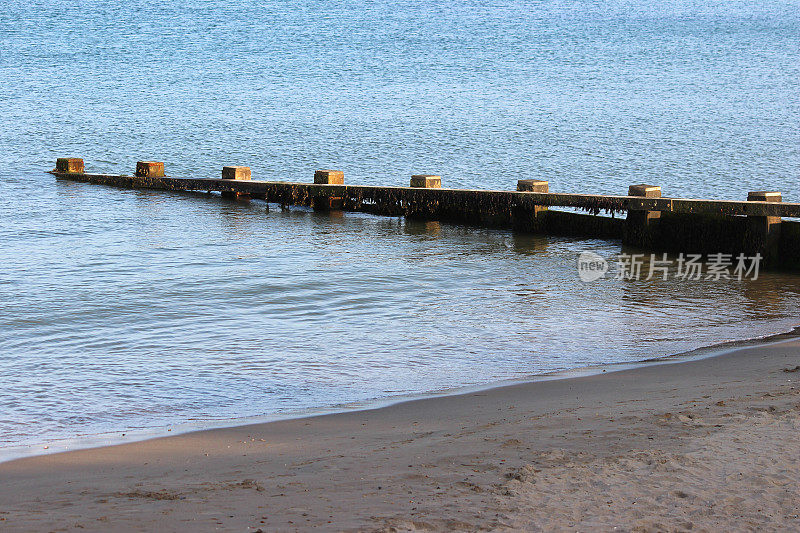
[[1, 0, 800, 452]]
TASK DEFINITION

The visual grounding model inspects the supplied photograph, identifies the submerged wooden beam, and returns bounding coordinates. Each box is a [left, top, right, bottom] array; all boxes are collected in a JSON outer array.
[[50, 171, 800, 219]]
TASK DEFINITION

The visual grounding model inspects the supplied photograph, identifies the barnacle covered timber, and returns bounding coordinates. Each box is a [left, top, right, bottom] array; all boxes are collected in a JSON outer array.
[[49, 172, 800, 219], [49, 171, 800, 269]]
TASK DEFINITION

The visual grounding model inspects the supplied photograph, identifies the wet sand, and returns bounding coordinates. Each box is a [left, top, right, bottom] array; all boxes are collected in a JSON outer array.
[[1, 338, 799, 532]]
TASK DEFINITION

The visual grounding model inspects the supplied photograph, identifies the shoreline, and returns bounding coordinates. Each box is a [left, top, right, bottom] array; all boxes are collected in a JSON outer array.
[[2, 325, 799, 465], [3, 325, 798, 465], [1, 332, 799, 530]]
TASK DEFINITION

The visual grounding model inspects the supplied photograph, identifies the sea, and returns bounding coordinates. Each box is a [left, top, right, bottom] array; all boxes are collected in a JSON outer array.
[[1, 0, 799, 458]]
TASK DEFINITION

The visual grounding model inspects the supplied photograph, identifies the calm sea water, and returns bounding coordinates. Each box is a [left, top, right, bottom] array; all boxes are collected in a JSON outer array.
[[1, 0, 799, 455]]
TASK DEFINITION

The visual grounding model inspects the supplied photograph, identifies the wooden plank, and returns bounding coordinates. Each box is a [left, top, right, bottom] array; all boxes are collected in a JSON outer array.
[[50, 172, 800, 218]]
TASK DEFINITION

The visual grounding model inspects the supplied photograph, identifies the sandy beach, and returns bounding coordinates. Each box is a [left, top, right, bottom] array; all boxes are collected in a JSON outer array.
[[1, 337, 799, 532]]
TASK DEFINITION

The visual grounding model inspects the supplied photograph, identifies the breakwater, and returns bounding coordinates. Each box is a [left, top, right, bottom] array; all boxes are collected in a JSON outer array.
[[51, 159, 800, 269]]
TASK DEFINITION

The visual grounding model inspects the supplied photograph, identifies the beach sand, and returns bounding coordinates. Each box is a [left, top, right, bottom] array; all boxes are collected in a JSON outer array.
[[1, 338, 799, 532]]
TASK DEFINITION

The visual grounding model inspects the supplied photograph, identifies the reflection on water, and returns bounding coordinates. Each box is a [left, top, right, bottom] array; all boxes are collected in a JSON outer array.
[[1, 178, 799, 450]]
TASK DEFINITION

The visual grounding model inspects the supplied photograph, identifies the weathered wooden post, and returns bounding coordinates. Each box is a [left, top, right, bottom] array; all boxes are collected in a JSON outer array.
[[410, 175, 441, 188], [407, 175, 441, 219], [221, 166, 251, 199], [55, 158, 84, 174], [314, 169, 344, 185], [747, 191, 782, 264], [135, 161, 165, 178], [624, 184, 661, 247], [222, 166, 251, 181], [313, 170, 344, 210], [517, 179, 549, 217], [517, 179, 548, 193]]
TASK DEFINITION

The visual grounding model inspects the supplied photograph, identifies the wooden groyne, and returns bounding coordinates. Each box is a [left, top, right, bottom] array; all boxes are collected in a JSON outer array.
[[50, 158, 800, 269]]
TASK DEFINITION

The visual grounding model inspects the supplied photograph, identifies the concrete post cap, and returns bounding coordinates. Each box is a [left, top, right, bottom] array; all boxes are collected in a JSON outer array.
[[410, 175, 442, 188], [56, 158, 85, 173], [314, 170, 344, 184], [517, 179, 549, 193], [628, 184, 661, 197], [748, 191, 782, 202], [222, 166, 252, 180], [135, 161, 165, 177]]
